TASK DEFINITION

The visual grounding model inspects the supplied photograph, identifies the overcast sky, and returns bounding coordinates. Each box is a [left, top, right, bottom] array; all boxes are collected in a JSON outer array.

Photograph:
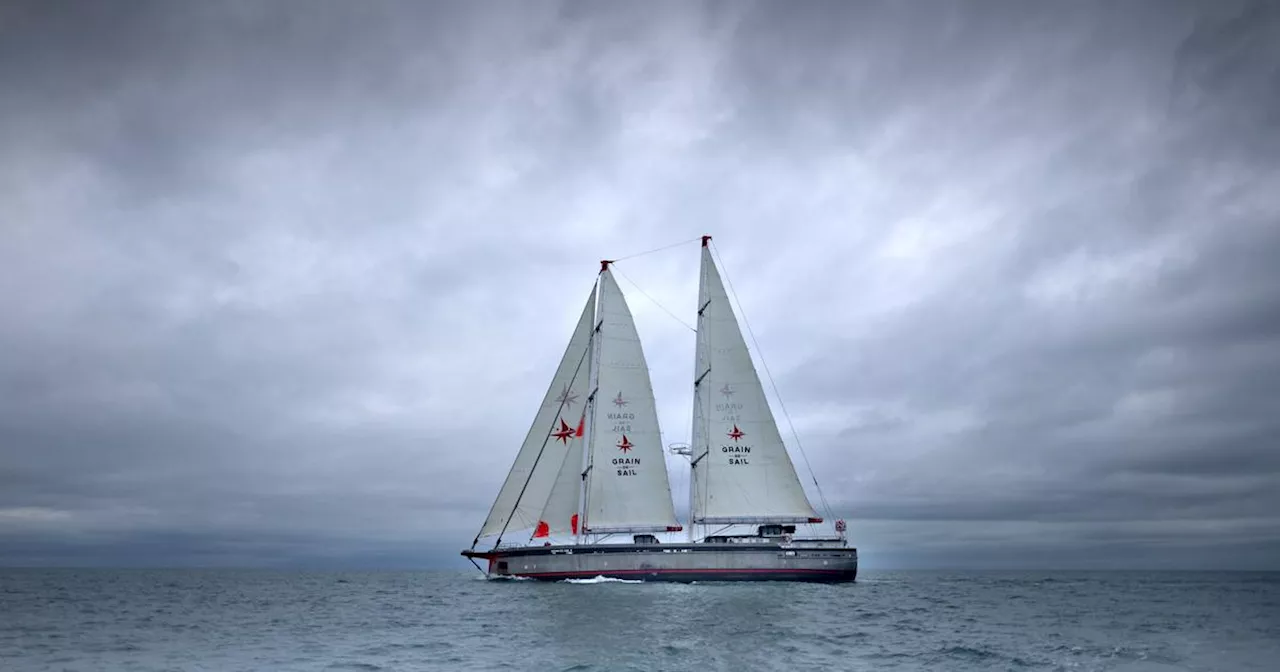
[[2, 0, 1277, 570]]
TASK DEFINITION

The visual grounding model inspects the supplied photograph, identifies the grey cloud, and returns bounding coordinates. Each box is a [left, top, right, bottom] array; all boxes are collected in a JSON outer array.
[[2, 0, 1278, 569]]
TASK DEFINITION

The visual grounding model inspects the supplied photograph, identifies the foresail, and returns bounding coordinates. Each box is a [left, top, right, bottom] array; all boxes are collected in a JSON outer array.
[[690, 245, 818, 524], [533, 408, 585, 539], [476, 285, 597, 541], [583, 270, 681, 533]]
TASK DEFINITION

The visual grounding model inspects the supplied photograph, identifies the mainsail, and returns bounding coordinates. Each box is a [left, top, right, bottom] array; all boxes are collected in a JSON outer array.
[[474, 285, 597, 542], [690, 242, 819, 525], [582, 268, 682, 533]]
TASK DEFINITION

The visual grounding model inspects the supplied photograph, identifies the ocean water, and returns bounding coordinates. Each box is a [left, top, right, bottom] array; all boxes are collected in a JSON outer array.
[[1, 570, 1277, 671]]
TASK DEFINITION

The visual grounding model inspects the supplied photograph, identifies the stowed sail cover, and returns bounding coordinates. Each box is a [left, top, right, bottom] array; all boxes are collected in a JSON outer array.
[[583, 270, 681, 533], [477, 285, 596, 540], [690, 245, 818, 524]]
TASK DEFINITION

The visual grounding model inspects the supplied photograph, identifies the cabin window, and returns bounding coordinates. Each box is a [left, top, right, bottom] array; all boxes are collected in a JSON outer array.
[[633, 534, 659, 545]]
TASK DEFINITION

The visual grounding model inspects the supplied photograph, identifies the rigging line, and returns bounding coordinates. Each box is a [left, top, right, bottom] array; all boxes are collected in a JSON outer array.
[[485, 316, 596, 551], [612, 266, 697, 332], [709, 242, 834, 521], [610, 236, 703, 263]]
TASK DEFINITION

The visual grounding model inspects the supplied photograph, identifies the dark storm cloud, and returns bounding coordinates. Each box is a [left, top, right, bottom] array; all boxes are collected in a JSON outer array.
[[1, 0, 1277, 568]]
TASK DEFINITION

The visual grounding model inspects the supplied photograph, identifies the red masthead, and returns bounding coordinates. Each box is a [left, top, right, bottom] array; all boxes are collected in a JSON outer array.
[[701, 235, 712, 247], [600, 259, 613, 273]]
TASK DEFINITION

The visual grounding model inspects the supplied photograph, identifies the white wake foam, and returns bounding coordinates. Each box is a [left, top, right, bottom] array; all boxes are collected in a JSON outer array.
[[561, 575, 643, 584]]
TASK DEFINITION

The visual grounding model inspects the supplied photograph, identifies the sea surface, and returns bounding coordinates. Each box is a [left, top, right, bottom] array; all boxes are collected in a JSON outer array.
[[1, 569, 1277, 671]]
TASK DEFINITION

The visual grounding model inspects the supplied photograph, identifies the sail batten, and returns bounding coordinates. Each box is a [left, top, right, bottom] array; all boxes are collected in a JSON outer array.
[[475, 285, 597, 542], [690, 246, 817, 528]]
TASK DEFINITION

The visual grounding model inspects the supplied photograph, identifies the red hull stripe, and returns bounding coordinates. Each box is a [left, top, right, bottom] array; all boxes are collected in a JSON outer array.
[[514, 567, 852, 578]]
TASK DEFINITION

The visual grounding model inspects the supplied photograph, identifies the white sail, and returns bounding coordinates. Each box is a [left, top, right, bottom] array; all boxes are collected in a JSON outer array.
[[583, 269, 682, 533], [690, 244, 819, 524], [532, 406, 586, 539], [476, 285, 597, 541]]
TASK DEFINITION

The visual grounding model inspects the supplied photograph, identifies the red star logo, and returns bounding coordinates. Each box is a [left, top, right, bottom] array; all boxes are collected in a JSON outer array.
[[612, 391, 628, 407], [616, 435, 634, 453], [727, 425, 745, 442], [551, 419, 575, 444]]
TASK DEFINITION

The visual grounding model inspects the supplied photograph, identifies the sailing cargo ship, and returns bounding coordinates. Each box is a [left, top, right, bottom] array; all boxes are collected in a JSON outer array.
[[461, 237, 856, 582]]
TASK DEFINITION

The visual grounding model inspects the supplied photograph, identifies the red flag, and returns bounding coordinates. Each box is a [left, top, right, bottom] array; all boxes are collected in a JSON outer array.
[[575, 412, 585, 437], [533, 521, 549, 538], [570, 514, 579, 535]]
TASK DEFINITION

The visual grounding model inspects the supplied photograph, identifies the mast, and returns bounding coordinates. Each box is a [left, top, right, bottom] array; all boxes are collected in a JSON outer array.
[[577, 262, 607, 543], [690, 235, 713, 541]]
